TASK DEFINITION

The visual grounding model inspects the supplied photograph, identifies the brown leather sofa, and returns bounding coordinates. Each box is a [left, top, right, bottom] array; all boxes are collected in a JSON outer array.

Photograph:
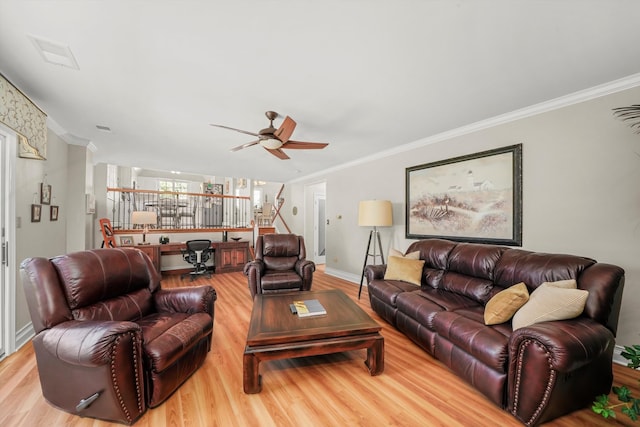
[[244, 234, 315, 298], [365, 239, 625, 426], [20, 248, 217, 424]]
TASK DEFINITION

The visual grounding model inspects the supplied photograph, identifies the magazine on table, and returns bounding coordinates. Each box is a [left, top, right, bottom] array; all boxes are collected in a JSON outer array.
[[290, 299, 327, 317]]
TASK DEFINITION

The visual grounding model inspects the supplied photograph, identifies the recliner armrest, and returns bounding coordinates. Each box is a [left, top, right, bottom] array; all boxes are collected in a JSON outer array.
[[154, 285, 217, 315], [41, 320, 142, 367], [243, 260, 265, 276], [295, 259, 315, 277]]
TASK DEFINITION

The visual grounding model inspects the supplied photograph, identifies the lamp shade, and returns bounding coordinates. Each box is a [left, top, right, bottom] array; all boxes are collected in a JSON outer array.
[[358, 200, 393, 227], [131, 210, 157, 226]]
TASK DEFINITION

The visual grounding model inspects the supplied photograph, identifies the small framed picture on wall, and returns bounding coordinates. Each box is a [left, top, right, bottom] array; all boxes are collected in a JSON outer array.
[[31, 204, 42, 222], [50, 205, 59, 221], [40, 183, 51, 205]]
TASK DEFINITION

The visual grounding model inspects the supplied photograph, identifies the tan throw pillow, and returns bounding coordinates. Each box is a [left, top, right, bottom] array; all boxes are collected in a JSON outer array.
[[484, 282, 529, 325], [384, 256, 425, 286], [389, 248, 421, 260], [512, 279, 588, 330]]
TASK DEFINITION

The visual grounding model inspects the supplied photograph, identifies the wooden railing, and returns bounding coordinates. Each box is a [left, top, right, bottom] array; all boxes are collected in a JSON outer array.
[[106, 187, 253, 232]]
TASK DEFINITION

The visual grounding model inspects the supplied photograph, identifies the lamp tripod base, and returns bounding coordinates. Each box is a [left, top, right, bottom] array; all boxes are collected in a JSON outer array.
[[358, 228, 385, 299]]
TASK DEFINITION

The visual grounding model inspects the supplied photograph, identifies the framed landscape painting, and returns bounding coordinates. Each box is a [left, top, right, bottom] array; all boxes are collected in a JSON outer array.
[[405, 144, 522, 246]]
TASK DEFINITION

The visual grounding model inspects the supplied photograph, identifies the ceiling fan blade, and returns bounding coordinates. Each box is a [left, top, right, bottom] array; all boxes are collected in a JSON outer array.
[[264, 147, 290, 160], [230, 140, 260, 152], [281, 140, 329, 150], [210, 124, 259, 137], [274, 116, 296, 143]]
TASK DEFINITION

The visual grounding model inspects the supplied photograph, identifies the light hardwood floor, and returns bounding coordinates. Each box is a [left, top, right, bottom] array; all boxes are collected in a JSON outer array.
[[0, 267, 637, 426]]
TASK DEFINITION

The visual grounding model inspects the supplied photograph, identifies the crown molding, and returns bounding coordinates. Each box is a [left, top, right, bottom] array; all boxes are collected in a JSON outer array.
[[289, 72, 640, 184]]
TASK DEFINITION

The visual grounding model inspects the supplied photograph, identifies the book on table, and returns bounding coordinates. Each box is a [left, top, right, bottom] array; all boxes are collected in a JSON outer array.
[[292, 299, 327, 317]]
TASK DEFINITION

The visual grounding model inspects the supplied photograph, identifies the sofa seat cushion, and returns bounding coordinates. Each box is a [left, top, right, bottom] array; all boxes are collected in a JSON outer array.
[[368, 279, 418, 308], [402, 288, 479, 312], [433, 310, 510, 373], [138, 312, 213, 372], [260, 271, 302, 291], [395, 289, 477, 330]]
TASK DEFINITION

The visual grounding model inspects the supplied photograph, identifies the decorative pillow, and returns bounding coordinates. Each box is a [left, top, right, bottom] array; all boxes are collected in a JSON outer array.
[[483, 282, 529, 325], [512, 279, 588, 330], [389, 248, 421, 260], [384, 256, 425, 286]]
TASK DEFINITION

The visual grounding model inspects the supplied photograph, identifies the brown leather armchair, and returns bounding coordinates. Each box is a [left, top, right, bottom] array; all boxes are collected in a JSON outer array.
[[244, 234, 315, 298], [20, 248, 217, 425]]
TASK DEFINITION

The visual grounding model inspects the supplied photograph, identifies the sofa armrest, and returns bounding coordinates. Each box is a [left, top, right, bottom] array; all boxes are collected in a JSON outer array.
[[507, 318, 615, 425], [364, 264, 386, 283], [154, 285, 217, 315], [509, 318, 614, 372], [41, 320, 142, 367]]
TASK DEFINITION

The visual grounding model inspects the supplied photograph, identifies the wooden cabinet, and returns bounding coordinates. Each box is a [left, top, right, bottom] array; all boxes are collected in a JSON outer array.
[[215, 241, 249, 273], [135, 245, 161, 274]]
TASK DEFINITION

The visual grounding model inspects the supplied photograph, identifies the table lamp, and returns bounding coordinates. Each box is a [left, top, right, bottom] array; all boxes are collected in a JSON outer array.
[[358, 200, 393, 299], [131, 211, 157, 245]]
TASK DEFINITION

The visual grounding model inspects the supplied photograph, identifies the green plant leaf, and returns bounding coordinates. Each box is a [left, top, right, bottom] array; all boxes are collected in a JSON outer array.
[[614, 386, 632, 402], [621, 345, 640, 369], [622, 405, 638, 421]]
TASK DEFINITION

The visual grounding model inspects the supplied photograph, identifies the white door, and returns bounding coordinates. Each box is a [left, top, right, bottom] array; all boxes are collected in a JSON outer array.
[[313, 193, 326, 264], [0, 133, 5, 359]]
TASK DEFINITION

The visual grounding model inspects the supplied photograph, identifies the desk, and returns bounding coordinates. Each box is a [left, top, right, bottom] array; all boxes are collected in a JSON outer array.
[[137, 241, 249, 275]]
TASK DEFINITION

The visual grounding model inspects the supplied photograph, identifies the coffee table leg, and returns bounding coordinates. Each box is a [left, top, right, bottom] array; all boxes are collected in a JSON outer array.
[[243, 352, 262, 393], [365, 336, 384, 375]]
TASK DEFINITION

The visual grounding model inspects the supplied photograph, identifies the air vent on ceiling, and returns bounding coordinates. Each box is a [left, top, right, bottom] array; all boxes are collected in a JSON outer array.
[[28, 34, 79, 70], [96, 125, 112, 132]]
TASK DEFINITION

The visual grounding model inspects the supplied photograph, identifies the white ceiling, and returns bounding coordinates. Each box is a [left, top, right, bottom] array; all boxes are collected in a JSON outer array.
[[1, 1, 640, 183]]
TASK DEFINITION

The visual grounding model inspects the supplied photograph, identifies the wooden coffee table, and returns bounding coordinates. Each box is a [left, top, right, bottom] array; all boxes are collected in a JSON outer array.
[[243, 289, 384, 393]]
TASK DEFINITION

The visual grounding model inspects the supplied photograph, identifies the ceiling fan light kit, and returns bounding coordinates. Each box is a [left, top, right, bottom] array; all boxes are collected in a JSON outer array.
[[210, 111, 329, 160], [261, 138, 283, 150]]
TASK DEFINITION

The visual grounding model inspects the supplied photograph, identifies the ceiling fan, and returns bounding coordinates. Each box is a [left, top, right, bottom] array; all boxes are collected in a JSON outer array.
[[210, 111, 329, 160]]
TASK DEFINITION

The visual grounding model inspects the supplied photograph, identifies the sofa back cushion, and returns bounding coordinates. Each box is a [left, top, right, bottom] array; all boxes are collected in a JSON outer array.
[[51, 248, 158, 321], [407, 239, 506, 304], [493, 249, 595, 290]]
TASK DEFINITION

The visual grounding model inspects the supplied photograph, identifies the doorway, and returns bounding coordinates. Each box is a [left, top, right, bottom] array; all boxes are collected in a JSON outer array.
[[0, 132, 5, 359], [0, 125, 16, 361], [313, 192, 326, 264]]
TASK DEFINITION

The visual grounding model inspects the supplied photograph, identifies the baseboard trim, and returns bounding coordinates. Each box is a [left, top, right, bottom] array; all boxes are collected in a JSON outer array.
[[15, 322, 34, 351], [324, 267, 359, 285]]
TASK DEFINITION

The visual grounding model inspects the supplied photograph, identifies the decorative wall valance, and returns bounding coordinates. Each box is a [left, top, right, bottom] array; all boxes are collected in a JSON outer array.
[[0, 73, 47, 160]]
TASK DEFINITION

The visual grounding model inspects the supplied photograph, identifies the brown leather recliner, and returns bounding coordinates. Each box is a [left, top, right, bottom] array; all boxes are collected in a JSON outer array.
[[20, 248, 217, 425], [244, 234, 315, 298]]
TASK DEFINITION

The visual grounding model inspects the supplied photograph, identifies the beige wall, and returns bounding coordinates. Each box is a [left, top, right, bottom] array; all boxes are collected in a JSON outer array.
[[285, 85, 640, 347], [15, 129, 68, 332]]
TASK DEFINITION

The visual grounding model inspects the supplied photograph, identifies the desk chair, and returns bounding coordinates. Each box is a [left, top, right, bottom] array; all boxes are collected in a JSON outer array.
[[181, 239, 213, 281]]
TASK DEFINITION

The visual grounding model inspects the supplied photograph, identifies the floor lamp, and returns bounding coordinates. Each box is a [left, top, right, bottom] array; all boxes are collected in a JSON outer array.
[[358, 200, 393, 299]]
